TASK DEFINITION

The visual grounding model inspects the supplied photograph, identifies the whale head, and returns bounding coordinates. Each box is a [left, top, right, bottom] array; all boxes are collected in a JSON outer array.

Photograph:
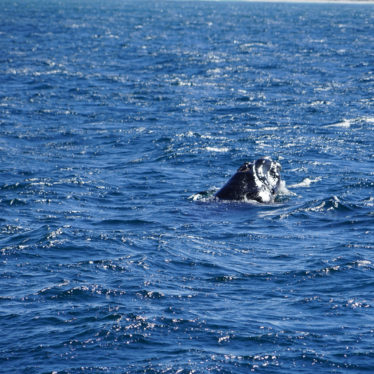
[[215, 156, 282, 203]]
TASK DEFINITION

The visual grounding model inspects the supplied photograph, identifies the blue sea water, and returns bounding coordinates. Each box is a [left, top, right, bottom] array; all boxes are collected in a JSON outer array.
[[1, 0, 374, 372]]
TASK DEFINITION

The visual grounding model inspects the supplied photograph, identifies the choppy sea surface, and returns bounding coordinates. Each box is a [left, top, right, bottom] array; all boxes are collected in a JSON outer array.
[[1, 0, 374, 372]]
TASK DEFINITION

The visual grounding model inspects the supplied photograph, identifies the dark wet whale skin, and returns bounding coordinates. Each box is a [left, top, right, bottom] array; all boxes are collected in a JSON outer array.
[[215, 157, 282, 203]]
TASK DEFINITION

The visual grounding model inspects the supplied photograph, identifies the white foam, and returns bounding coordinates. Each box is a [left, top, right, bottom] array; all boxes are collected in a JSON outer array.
[[176, 131, 194, 138], [262, 127, 278, 131], [363, 116, 374, 124], [325, 119, 352, 128], [188, 187, 218, 202], [289, 177, 322, 188], [189, 193, 204, 201], [205, 146, 229, 153], [364, 197, 374, 207], [357, 260, 371, 267], [278, 180, 297, 196]]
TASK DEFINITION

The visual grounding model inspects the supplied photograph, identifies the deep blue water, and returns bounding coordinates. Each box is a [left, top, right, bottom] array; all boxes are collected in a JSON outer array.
[[1, 0, 374, 372]]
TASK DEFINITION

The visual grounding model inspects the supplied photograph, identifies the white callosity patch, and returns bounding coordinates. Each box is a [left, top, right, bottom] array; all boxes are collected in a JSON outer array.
[[252, 163, 272, 203], [253, 157, 282, 203]]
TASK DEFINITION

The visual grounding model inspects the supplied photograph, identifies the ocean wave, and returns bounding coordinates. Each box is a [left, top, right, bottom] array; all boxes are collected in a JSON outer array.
[[324, 116, 374, 129], [273, 196, 358, 220]]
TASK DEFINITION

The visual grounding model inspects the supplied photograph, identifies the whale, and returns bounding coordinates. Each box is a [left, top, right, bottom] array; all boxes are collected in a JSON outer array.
[[215, 157, 282, 203]]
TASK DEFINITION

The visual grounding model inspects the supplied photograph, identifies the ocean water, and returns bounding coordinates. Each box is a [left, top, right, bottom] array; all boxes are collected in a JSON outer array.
[[1, 0, 374, 372]]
